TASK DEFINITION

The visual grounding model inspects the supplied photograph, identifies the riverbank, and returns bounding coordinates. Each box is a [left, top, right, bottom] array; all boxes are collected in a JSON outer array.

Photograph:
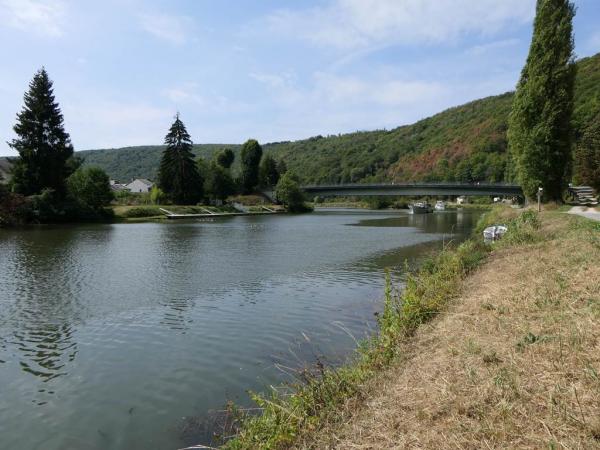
[[111, 203, 283, 222], [222, 207, 600, 448]]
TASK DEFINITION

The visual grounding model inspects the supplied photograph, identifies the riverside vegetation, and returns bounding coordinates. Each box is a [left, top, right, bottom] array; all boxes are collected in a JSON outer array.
[[0, 72, 308, 226], [219, 207, 600, 449]]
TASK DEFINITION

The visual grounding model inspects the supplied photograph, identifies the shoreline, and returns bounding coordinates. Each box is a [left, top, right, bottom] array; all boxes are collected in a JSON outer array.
[[220, 207, 600, 449]]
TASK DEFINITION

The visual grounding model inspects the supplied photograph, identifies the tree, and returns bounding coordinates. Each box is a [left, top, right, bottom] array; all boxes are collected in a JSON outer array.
[[205, 161, 236, 201], [259, 154, 280, 187], [150, 185, 166, 205], [67, 167, 114, 210], [158, 114, 203, 204], [216, 148, 235, 169], [275, 172, 308, 212], [240, 139, 262, 193], [574, 115, 600, 190], [9, 68, 76, 197], [277, 159, 288, 176], [507, 0, 576, 201]]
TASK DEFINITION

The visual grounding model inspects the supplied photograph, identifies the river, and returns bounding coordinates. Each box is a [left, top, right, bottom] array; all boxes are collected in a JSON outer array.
[[0, 209, 480, 449]]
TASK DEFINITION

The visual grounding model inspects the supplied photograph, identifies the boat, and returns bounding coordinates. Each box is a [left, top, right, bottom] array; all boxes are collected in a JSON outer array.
[[434, 200, 445, 211], [409, 202, 433, 214]]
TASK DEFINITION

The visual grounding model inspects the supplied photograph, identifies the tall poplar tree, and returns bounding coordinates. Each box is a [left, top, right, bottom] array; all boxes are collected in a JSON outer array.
[[507, 0, 576, 200], [9, 68, 75, 197], [158, 114, 203, 204], [240, 139, 263, 193]]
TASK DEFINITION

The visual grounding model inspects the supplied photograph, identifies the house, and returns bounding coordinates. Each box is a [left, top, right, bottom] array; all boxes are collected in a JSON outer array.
[[110, 180, 128, 192], [126, 178, 154, 193]]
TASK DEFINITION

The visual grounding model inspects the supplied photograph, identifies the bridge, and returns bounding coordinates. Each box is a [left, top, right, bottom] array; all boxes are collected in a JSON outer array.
[[263, 182, 523, 201]]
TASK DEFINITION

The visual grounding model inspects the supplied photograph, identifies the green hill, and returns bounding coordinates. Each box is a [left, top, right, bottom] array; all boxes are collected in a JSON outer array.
[[6, 52, 599, 185]]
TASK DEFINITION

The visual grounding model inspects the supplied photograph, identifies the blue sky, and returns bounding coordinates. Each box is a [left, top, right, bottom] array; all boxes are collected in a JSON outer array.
[[0, 0, 599, 156]]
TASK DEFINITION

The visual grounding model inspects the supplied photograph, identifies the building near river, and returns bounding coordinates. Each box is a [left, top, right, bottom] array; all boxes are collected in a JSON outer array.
[[126, 178, 154, 193]]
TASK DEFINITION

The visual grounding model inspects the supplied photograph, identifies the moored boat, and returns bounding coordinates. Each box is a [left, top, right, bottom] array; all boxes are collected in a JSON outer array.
[[434, 200, 445, 211], [409, 202, 433, 214]]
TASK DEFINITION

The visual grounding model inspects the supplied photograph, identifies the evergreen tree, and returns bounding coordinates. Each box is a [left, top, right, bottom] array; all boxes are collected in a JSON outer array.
[[574, 115, 600, 190], [158, 114, 203, 204], [9, 68, 75, 197], [216, 148, 235, 169], [259, 154, 280, 187], [507, 0, 576, 201], [240, 139, 263, 193]]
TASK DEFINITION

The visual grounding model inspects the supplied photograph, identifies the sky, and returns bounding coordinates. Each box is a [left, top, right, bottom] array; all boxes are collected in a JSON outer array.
[[0, 0, 599, 156]]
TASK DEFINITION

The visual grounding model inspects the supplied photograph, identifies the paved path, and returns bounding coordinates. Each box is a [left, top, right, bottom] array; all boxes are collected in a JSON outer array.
[[568, 206, 600, 222]]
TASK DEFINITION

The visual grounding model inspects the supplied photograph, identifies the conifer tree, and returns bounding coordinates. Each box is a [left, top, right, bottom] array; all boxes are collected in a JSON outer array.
[[240, 139, 263, 193], [9, 68, 75, 197], [158, 114, 203, 204], [507, 0, 576, 200]]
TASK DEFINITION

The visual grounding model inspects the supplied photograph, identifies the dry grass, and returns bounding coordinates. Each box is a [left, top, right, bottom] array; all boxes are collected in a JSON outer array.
[[298, 212, 600, 449]]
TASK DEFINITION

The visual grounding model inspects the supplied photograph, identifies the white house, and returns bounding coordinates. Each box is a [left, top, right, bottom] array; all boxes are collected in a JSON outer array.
[[109, 180, 128, 192], [126, 178, 154, 193]]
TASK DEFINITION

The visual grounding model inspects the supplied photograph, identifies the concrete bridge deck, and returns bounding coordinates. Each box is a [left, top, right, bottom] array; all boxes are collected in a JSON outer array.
[[263, 182, 523, 200]]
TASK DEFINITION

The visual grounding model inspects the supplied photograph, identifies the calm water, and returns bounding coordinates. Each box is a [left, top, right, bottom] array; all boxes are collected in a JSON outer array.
[[0, 209, 479, 449]]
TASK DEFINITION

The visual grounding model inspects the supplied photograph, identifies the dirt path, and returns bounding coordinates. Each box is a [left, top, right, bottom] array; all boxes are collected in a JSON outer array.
[[300, 214, 600, 449], [569, 206, 600, 222]]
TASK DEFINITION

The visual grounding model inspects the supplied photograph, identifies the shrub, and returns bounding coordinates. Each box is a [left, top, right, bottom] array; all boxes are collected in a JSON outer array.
[[123, 206, 162, 218]]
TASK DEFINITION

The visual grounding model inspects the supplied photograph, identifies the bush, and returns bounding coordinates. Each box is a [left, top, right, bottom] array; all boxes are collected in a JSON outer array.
[[150, 185, 166, 205], [0, 185, 29, 226], [67, 167, 114, 210], [122, 206, 162, 218], [275, 173, 311, 212]]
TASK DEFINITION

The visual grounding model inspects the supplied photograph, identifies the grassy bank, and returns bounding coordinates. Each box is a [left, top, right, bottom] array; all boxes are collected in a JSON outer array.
[[220, 207, 599, 449]]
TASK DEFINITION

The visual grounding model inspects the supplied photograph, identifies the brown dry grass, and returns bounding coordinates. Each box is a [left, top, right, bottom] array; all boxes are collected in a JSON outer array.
[[297, 213, 600, 449]]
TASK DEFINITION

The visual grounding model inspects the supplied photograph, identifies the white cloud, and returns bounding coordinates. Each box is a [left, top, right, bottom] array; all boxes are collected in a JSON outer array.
[[249, 71, 296, 89], [161, 83, 250, 116], [0, 0, 66, 37], [466, 38, 521, 56], [265, 0, 535, 49], [139, 12, 192, 45]]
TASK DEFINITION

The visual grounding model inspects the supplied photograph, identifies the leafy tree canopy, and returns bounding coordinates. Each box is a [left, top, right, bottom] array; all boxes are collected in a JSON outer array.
[[205, 161, 236, 201], [574, 114, 600, 190], [67, 166, 114, 210], [259, 154, 280, 187], [240, 139, 263, 193], [275, 172, 308, 212], [216, 148, 235, 169]]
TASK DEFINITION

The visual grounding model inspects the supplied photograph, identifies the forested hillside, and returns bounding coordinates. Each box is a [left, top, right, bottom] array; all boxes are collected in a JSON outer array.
[[24, 52, 600, 184]]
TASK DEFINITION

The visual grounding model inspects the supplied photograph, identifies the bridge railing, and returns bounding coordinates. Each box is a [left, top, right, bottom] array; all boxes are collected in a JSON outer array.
[[301, 182, 522, 189]]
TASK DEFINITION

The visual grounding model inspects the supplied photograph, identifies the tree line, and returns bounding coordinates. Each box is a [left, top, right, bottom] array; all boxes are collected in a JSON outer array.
[[0, 69, 308, 226], [155, 112, 305, 209]]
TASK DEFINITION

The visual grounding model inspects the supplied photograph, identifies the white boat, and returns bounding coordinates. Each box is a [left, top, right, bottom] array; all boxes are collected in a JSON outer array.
[[434, 201, 445, 211], [409, 202, 433, 214], [483, 225, 508, 242]]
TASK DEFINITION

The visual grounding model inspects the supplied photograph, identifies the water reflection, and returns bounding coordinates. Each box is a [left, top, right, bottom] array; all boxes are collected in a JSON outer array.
[[13, 323, 77, 384], [0, 211, 481, 450]]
